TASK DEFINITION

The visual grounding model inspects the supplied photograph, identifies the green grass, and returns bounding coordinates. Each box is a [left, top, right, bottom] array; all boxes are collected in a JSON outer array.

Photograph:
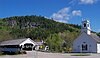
[[71, 53, 91, 56]]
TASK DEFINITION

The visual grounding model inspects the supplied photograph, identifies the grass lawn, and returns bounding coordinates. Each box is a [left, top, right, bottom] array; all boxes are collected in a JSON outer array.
[[71, 53, 91, 56]]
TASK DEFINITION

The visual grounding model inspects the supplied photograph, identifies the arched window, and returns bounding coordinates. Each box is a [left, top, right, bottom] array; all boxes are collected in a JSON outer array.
[[84, 23, 86, 27]]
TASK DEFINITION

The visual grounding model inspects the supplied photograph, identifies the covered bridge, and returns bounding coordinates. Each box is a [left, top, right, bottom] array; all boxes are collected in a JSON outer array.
[[0, 38, 35, 52]]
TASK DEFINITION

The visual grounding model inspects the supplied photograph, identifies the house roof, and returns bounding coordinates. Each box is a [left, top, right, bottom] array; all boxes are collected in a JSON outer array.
[[89, 33, 100, 43], [0, 38, 28, 45]]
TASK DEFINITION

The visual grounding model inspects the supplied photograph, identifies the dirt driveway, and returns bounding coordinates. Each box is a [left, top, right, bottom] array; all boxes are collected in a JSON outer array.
[[0, 51, 100, 58]]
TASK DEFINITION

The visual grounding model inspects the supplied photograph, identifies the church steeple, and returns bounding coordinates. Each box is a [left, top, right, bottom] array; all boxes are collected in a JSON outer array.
[[81, 20, 91, 35]]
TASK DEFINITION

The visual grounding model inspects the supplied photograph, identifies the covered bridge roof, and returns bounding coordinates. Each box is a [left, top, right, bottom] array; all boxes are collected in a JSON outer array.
[[0, 38, 28, 45]]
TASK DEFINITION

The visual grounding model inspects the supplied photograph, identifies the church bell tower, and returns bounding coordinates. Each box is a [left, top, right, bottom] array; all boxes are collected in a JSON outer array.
[[81, 20, 91, 35]]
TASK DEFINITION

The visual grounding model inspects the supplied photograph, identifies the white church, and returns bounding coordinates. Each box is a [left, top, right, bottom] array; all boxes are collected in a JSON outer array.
[[73, 20, 100, 53]]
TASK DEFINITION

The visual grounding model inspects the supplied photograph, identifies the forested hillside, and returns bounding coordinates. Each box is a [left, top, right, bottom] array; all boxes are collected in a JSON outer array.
[[0, 15, 81, 52]]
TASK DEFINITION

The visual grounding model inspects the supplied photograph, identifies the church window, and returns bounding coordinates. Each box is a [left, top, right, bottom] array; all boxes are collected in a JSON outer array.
[[84, 23, 86, 27], [83, 42, 86, 43], [87, 24, 90, 27], [82, 44, 87, 51]]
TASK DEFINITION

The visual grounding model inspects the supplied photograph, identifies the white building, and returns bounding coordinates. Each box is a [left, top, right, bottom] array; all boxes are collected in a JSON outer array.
[[0, 38, 35, 52], [73, 20, 100, 53]]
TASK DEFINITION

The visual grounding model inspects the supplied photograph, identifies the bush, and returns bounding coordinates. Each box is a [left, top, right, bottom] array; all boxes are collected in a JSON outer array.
[[20, 51, 27, 54], [0, 52, 3, 55]]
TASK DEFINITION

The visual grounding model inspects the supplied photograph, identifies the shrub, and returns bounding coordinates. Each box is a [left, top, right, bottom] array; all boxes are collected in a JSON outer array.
[[20, 51, 27, 54], [0, 52, 3, 55]]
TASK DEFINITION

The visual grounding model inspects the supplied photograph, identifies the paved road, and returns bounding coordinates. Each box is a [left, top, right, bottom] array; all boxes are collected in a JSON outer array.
[[0, 51, 100, 58]]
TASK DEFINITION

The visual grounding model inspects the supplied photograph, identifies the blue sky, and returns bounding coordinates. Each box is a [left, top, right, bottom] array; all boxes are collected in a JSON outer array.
[[0, 0, 100, 32]]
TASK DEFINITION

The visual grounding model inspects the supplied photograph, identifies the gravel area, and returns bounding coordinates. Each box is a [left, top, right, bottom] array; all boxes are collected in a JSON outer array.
[[0, 51, 100, 58]]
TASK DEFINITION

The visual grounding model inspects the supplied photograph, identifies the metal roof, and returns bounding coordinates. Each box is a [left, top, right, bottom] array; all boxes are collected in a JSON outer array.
[[0, 38, 27, 45], [90, 33, 100, 43]]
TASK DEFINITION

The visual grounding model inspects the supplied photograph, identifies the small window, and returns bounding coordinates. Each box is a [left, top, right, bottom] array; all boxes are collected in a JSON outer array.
[[83, 42, 86, 43], [87, 24, 90, 27], [84, 23, 86, 27]]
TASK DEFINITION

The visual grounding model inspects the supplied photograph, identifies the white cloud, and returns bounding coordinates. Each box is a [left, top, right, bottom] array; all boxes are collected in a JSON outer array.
[[51, 7, 70, 23], [72, 10, 82, 16], [44, 16, 50, 19], [79, 0, 97, 4], [69, 0, 78, 5], [69, 0, 98, 5], [51, 7, 82, 23]]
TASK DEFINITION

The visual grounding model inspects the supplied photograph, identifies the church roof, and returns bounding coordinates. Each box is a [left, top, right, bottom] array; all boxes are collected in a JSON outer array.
[[89, 33, 100, 43], [0, 38, 28, 45]]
